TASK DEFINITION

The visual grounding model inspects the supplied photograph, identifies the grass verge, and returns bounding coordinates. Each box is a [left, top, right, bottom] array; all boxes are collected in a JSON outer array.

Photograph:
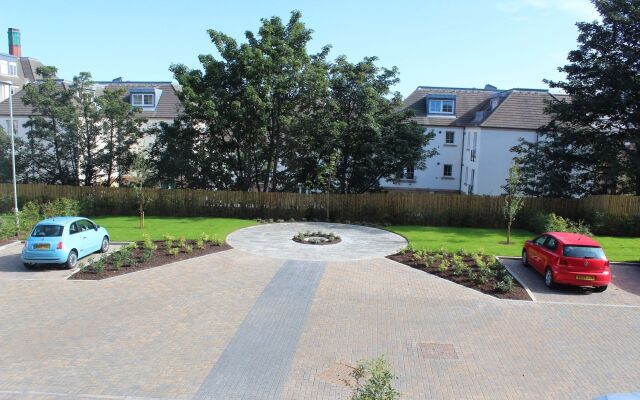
[[387, 225, 640, 262], [91, 216, 257, 242]]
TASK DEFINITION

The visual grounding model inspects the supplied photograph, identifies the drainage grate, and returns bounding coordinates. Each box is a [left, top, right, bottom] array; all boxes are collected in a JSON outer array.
[[417, 342, 458, 359], [319, 362, 356, 387]]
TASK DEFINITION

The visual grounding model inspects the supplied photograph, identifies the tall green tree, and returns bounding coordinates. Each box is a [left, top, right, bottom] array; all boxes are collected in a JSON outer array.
[[97, 87, 146, 186], [22, 66, 79, 185], [171, 10, 331, 191], [514, 0, 640, 196], [0, 126, 27, 183], [70, 72, 102, 185], [328, 56, 434, 193]]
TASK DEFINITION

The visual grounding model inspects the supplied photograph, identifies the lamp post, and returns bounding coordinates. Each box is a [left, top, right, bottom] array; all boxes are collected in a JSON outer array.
[[1, 80, 19, 228]]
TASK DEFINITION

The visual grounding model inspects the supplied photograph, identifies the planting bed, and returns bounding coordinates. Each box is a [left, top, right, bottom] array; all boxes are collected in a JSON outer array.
[[389, 249, 531, 300], [292, 231, 341, 245], [70, 239, 230, 280]]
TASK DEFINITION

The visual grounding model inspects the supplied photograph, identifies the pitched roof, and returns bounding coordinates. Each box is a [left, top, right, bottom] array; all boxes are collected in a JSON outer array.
[[95, 81, 183, 119], [478, 90, 556, 130], [404, 86, 563, 131], [0, 81, 182, 119], [404, 86, 495, 127], [18, 57, 45, 81]]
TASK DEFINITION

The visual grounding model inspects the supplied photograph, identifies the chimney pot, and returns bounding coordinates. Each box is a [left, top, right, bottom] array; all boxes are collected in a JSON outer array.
[[8, 28, 21, 57]]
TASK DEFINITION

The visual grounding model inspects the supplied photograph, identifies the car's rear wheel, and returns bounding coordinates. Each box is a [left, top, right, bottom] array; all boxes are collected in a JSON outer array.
[[521, 249, 529, 267], [65, 250, 78, 270], [544, 268, 556, 289], [100, 236, 109, 253], [593, 285, 608, 292]]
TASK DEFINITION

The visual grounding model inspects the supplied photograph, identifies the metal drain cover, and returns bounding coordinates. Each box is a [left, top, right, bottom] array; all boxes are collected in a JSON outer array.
[[319, 362, 356, 387], [418, 342, 458, 359]]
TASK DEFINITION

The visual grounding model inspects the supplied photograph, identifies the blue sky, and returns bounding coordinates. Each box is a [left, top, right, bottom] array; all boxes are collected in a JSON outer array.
[[4, 0, 598, 97]]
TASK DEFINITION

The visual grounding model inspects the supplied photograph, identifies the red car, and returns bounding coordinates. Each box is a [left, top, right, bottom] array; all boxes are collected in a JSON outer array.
[[522, 232, 611, 292]]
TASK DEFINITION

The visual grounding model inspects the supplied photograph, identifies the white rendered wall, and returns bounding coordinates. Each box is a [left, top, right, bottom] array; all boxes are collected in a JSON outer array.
[[474, 128, 538, 195], [381, 125, 464, 191]]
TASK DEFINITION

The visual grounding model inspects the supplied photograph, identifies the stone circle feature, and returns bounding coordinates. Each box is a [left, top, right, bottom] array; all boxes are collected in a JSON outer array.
[[293, 231, 341, 245], [226, 222, 408, 261]]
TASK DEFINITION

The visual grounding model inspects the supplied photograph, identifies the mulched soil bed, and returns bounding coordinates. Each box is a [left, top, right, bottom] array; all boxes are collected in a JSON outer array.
[[388, 251, 531, 301], [69, 240, 230, 280]]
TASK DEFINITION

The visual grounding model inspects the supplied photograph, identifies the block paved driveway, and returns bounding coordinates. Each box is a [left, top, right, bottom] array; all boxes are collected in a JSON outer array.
[[0, 223, 639, 400], [0, 241, 124, 281]]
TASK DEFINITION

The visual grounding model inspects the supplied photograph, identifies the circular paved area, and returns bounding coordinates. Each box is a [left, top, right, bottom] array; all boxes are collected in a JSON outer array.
[[226, 222, 407, 261]]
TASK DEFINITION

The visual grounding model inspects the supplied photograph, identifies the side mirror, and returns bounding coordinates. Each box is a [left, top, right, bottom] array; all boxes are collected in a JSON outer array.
[[95, 225, 100, 230]]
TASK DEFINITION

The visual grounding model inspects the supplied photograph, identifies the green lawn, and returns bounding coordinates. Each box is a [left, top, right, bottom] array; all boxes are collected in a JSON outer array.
[[387, 225, 640, 262], [92, 216, 257, 242]]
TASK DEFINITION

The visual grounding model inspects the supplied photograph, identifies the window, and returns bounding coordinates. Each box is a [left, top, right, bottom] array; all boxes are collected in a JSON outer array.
[[5, 120, 18, 135], [544, 237, 558, 251], [69, 222, 80, 235], [78, 220, 95, 231], [131, 93, 154, 106], [405, 165, 415, 180], [31, 225, 64, 237], [464, 166, 468, 184], [445, 131, 455, 144], [8, 63, 17, 76], [428, 99, 455, 114], [563, 246, 606, 259], [443, 164, 453, 177], [533, 235, 548, 246]]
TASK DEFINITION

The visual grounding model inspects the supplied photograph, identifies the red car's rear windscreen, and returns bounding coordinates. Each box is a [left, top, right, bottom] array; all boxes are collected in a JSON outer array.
[[562, 245, 606, 259]]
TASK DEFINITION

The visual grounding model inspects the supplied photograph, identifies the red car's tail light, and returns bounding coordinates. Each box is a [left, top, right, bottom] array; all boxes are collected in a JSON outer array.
[[56, 242, 64, 250], [604, 260, 610, 267]]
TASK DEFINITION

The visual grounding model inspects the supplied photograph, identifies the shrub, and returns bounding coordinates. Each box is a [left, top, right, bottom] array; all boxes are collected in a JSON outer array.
[[185, 245, 193, 253], [196, 239, 205, 250], [92, 258, 106, 274], [349, 356, 400, 400], [163, 234, 174, 250], [210, 235, 224, 246], [168, 247, 180, 256], [41, 198, 81, 219], [142, 234, 157, 251], [141, 248, 153, 263], [178, 236, 187, 249], [530, 212, 592, 236], [494, 275, 515, 293], [199, 232, 210, 242], [437, 259, 449, 272], [451, 260, 467, 276]]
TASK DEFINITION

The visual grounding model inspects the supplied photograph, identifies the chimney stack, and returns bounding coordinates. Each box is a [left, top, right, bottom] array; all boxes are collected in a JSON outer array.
[[8, 28, 21, 57]]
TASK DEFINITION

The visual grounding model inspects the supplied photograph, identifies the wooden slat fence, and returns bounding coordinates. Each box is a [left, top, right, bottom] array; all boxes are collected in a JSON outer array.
[[0, 184, 638, 231]]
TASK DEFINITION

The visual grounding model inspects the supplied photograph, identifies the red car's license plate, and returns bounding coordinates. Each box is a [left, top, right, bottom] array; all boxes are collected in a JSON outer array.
[[576, 275, 595, 281]]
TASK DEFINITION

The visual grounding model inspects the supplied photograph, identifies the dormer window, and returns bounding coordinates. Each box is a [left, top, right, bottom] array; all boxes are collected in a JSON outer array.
[[427, 95, 456, 115], [131, 93, 154, 106]]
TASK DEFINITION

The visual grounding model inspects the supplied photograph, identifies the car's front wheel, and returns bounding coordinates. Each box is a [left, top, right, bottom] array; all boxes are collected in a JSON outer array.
[[593, 285, 608, 293], [521, 249, 529, 267], [544, 268, 555, 289], [100, 236, 109, 253], [65, 250, 78, 270]]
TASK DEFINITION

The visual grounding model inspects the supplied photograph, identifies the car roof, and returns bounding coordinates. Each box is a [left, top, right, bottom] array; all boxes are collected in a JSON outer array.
[[546, 232, 601, 247], [37, 216, 86, 226]]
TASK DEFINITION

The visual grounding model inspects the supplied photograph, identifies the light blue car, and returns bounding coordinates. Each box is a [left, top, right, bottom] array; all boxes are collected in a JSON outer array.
[[21, 217, 110, 269]]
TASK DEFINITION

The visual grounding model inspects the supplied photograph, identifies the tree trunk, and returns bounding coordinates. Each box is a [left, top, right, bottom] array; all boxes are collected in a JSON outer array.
[[507, 221, 512, 245]]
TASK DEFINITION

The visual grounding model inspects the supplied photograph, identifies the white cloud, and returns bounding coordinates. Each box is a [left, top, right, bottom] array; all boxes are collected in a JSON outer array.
[[498, 0, 599, 20]]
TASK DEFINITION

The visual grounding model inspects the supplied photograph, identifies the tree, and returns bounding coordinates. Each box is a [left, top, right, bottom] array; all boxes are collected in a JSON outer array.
[[70, 72, 102, 185], [97, 87, 146, 186], [514, 0, 640, 196], [170, 10, 331, 191], [165, 11, 434, 192], [329, 56, 435, 193], [130, 153, 153, 229], [21, 66, 79, 184], [502, 164, 525, 245], [0, 126, 26, 183]]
